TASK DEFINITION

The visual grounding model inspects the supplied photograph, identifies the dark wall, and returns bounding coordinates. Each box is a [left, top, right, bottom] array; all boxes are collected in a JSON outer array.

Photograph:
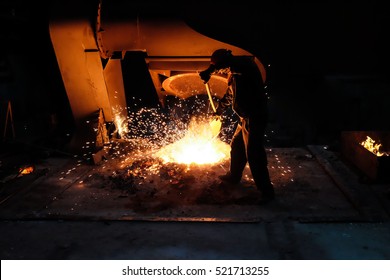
[[183, 1, 390, 147], [0, 0, 74, 146], [1, 0, 389, 148]]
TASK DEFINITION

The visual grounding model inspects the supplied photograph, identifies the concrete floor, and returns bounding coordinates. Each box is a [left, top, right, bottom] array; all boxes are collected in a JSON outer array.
[[1, 145, 390, 260], [1, 219, 390, 260]]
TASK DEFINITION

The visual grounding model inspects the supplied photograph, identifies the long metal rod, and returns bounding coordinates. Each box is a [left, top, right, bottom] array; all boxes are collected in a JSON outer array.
[[205, 83, 217, 113]]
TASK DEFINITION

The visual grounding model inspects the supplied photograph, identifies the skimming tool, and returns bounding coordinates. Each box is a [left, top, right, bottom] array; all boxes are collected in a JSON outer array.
[[205, 82, 222, 139]]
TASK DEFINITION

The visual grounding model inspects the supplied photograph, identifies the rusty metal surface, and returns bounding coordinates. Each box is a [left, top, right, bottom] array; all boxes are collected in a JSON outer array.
[[95, 2, 254, 60]]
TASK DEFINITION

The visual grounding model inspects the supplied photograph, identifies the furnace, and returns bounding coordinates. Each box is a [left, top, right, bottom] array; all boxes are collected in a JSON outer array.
[[48, 0, 266, 161]]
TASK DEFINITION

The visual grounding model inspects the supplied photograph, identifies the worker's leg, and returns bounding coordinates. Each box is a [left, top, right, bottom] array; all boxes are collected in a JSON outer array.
[[243, 118, 274, 197], [220, 122, 247, 183]]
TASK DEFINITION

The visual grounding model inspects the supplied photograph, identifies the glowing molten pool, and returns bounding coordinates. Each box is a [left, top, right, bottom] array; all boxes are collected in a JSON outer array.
[[155, 118, 230, 165]]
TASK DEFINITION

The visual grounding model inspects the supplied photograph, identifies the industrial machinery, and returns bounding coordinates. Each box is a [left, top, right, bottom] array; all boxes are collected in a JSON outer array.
[[49, 0, 266, 158]]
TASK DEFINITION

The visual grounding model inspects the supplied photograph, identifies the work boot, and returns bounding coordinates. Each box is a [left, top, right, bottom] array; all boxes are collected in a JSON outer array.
[[218, 172, 241, 184], [258, 188, 275, 205]]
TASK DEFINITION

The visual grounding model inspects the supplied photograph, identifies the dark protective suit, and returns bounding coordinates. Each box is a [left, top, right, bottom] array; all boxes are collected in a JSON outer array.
[[216, 56, 274, 196]]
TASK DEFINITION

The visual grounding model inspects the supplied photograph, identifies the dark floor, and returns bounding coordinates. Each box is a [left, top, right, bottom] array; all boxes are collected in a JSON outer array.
[[1, 219, 390, 260], [1, 141, 390, 260]]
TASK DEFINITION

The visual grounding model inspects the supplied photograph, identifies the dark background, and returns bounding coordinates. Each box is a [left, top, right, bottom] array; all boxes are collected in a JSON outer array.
[[1, 0, 389, 149]]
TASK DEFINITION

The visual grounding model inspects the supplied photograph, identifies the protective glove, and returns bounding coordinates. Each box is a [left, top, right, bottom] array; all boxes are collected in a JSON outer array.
[[199, 64, 215, 83], [214, 103, 224, 117]]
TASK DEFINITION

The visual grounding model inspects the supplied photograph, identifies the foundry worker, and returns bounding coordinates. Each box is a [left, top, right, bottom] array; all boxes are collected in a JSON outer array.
[[199, 49, 275, 203]]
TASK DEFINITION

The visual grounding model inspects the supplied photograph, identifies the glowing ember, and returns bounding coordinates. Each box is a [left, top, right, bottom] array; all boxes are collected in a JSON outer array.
[[19, 166, 34, 175], [155, 118, 230, 164], [360, 136, 389, 156]]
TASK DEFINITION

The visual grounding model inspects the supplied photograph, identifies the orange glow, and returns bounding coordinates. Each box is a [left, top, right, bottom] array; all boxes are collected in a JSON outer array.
[[360, 136, 388, 156], [155, 117, 230, 165], [113, 112, 128, 137], [19, 166, 34, 175]]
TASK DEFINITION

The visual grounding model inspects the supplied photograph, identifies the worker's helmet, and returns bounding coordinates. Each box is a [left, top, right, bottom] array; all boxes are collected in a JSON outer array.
[[211, 49, 233, 69]]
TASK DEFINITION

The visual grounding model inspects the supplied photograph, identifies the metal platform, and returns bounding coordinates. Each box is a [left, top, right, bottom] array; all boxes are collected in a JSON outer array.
[[1, 145, 388, 223]]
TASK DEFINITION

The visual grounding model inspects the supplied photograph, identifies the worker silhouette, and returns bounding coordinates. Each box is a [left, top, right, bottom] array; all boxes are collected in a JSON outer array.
[[199, 49, 275, 204]]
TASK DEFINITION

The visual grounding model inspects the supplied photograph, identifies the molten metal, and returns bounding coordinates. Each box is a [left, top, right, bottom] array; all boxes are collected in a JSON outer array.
[[155, 118, 230, 165], [110, 97, 235, 166]]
